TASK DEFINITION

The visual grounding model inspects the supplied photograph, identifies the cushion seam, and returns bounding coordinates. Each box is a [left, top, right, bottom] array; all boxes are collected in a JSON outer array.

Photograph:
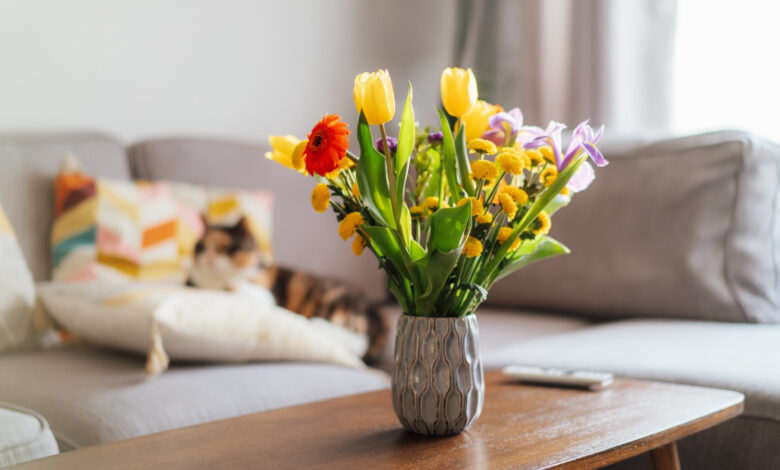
[[724, 139, 752, 322]]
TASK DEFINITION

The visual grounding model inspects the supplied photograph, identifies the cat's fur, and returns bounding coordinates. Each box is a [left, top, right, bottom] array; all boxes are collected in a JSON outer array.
[[187, 217, 387, 363]]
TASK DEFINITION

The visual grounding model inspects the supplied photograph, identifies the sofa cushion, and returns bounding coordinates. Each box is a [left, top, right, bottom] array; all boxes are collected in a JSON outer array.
[[487, 131, 780, 323], [128, 138, 387, 301], [0, 133, 129, 280], [0, 204, 37, 352], [485, 319, 780, 423], [0, 344, 389, 449], [0, 401, 58, 466]]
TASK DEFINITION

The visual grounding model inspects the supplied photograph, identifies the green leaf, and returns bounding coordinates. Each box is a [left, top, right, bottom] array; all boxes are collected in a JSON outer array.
[[493, 236, 570, 283], [414, 247, 463, 316], [356, 112, 395, 228], [398, 203, 412, 248], [454, 124, 475, 196], [421, 149, 442, 199], [395, 83, 415, 174], [437, 108, 462, 202], [388, 277, 412, 315], [460, 283, 488, 302], [409, 239, 427, 262], [395, 160, 410, 222], [361, 225, 409, 278], [427, 202, 471, 252]]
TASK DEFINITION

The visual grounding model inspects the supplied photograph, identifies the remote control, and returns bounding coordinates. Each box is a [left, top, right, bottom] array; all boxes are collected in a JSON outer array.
[[502, 365, 614, 390]]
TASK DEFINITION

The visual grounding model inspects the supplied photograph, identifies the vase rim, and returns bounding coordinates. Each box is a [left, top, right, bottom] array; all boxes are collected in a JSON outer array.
[[400, 312, 476, 318]]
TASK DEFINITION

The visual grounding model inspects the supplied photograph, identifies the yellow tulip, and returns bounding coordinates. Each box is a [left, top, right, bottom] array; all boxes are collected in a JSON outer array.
[[462, 100, 499, 142], [265, 135, 306, 173], [440, 67, 478, 118], [353, 69, 395, 125]]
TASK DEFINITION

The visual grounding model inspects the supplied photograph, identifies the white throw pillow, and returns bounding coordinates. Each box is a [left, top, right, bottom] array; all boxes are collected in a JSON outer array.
[[0, 205, 37, 352], [36, 281, 366, 375]]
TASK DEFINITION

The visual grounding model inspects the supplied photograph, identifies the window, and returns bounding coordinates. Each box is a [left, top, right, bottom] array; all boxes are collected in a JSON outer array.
[[674, 0, 780, 142]]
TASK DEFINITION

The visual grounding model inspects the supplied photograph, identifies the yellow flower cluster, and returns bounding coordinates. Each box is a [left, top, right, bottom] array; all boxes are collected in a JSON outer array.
[[533, 211, 552, 235], [311, 183, 330, 213], [497, 227, 522, 250], [456, 196, 483, 216], [463, 236, 483, 258], [352, 235, 367, 256], [467, 138, 497, 155], [540, 167, 558, 187], [524, 149, 544, 166], [499, 186, 528, 205], [470, 160, 499, 180], [338, 212, 365, 240], [498, 193, 518, 220], [475, 213, 493, 225], [422, 197, 440, 211], [495, 149, 528, 175]]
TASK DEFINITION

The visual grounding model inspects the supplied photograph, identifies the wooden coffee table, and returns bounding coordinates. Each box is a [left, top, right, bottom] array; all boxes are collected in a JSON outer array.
[[14, 371, 743, 470]]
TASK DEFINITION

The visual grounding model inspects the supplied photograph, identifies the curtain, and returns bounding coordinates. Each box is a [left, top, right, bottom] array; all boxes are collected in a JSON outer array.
[[455, 0, 677, 136]]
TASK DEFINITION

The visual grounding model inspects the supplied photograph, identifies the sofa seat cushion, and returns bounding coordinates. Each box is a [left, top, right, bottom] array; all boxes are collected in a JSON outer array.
[[375, 305, 591, 372], [0, 401, 58, 466], [0, 344, 389, 449], [485, 319, 780, 423]]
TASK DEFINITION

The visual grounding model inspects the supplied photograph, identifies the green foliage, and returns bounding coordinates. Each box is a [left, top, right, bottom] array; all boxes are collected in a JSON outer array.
[[493, 236, 570, 283], [454, 124, 475, 196], [356, 113, 395, 228], [437, 108, 463, 202], [427, 202, 471, 252]]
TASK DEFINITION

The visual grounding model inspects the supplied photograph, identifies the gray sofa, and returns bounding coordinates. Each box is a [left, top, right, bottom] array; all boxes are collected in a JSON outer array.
[[0, 131, 777, 469]]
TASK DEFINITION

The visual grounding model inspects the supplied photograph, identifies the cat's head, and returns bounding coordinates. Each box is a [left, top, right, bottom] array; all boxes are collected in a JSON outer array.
[[189, 216, 263, 289]]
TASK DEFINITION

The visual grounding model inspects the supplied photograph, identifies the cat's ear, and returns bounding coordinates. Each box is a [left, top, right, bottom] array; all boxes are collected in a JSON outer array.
[[199, 212, 209, 229], [237, 216, 252, 235]]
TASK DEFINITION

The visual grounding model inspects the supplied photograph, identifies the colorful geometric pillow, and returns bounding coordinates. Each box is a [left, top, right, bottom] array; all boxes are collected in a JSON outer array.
[[0, 203, 37, 351], [52, 157, 274, 283]]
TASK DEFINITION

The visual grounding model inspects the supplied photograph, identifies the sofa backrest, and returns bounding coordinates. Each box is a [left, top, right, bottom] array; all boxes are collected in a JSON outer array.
[[127, 138, 388, 301], [0, 133, 130, 280], [487, 130, 780, 324]]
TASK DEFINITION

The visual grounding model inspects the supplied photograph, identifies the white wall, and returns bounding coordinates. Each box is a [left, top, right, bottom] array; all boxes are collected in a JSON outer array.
[[0, 0, 456, 143]]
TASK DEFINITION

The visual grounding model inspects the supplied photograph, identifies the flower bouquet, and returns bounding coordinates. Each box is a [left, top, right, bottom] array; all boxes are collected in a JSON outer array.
[[267, 67, 606, 434]]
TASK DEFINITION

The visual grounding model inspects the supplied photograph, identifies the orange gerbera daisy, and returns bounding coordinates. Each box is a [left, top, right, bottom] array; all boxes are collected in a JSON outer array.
[[304, 114, 350, 176]]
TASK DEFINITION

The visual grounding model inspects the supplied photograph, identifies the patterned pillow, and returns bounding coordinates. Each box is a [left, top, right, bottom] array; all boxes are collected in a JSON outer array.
[[51, 157, 273, 283], [0, 203, 37, 351]]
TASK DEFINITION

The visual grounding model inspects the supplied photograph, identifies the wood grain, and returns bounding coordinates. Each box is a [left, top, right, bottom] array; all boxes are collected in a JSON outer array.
[[14, 371, 743, 470]]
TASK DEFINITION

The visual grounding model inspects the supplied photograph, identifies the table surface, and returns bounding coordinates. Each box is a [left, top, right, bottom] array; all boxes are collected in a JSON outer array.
[[15, 370, 744, 470]]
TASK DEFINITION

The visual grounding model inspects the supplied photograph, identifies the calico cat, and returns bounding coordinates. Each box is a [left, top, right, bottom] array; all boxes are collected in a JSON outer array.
[[187, 217, 387, 363]]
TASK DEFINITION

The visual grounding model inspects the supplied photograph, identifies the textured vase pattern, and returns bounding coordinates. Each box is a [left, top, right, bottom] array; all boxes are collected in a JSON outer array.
[[391, 314, 484, 435]]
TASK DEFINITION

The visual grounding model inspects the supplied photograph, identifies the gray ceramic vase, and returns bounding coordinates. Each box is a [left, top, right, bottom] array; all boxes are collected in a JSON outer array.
[[391, 314, 484, 435]]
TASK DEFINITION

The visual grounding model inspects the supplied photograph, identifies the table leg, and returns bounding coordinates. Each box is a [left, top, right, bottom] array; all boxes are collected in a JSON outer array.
[[651, 442, 681, 470]]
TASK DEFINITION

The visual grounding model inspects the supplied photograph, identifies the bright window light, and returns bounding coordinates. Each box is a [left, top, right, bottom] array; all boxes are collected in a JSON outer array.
[[674, 0, 780, 142]]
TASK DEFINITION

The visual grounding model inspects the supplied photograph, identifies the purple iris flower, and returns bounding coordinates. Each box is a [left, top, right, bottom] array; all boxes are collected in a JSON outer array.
[[375, 136, 398, 154], [525, 121, 567, 168], [483, 107, 526, 146], [562, 120, 607, 169], [427, 131, 443, 144], [525, 120, 607, 193]]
